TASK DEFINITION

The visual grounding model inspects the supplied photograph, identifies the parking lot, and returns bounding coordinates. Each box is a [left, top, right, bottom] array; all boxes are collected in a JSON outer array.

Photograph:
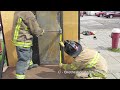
[[80, 16, 120, 79]]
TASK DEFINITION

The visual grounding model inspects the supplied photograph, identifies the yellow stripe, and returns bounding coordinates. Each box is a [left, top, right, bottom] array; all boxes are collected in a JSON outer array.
[[86, 52, 99, 68], [29, 60, 33, 65], [13, 25, 19, 41], [60, 51, 62, 64], [60, 34, 62, 64], [13, 18, 22, 41], [15, 25, 20, 40], [15, 42, 32, 44], [13, 42, 32, 46], [63, 64, 67, 70], [16, 74, 25, 79], [70, 64, 77, 70], [25, 26, 28, 30], [17, 18, 22, 24], [12, 40, 32, 47]]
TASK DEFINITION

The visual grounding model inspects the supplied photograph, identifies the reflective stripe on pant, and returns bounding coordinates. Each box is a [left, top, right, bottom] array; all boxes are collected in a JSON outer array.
[[16, 46, 32, 76], [16, 74, 25, 79]]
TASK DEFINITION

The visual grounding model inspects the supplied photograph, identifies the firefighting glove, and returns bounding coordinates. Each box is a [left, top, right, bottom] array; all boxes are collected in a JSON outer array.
[[40, 29, 45, 36], [59, 63, 63, 68], [59, 42, 65, 47], [75, 71, 89, 78]]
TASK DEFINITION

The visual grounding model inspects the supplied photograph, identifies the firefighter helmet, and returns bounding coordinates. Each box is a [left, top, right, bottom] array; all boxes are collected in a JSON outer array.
[[64, 40, 82, 58]]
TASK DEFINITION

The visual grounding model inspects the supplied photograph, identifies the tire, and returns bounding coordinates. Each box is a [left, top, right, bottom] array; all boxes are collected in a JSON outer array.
[[109, 15, 113, 18]]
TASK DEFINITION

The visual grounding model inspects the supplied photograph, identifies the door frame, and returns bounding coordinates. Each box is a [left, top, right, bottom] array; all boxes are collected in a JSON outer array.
[[0, 12, 9, 78], [60, 11, 64, 64], [78, 11, 80, 43]]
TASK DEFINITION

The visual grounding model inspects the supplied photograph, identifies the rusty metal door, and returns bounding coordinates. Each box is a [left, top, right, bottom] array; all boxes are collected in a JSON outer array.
[[36, 11, 62, 65]]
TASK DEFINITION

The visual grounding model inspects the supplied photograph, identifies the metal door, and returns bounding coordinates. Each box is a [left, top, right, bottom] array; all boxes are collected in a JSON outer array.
[[36, 11, 62, 65]]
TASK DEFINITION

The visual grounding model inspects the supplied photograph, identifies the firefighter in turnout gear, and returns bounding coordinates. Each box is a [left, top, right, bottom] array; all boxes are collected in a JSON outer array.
[[59, 40, 108, 79], [12, 11, 44, 79]]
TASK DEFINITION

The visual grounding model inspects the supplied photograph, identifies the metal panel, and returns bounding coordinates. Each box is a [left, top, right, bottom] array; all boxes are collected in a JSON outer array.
[[36, 11, 61, 65]]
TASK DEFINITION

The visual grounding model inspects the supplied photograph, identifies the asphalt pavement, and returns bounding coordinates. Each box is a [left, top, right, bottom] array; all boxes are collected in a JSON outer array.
[[80, 16, 120, 79]]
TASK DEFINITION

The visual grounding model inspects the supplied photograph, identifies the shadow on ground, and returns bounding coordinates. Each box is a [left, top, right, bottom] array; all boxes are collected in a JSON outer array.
[[35, 65, 67, 79], [2, 65, 75, 79]]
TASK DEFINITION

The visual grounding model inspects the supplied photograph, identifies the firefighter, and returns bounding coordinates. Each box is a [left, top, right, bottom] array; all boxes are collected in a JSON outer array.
[[59, 40, 108, 79], [12, 11, 45, 79]]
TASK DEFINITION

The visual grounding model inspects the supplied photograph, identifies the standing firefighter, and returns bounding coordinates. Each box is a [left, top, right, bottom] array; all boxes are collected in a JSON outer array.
[[12, 11, 44, 79], [59, 40, 108, 79]]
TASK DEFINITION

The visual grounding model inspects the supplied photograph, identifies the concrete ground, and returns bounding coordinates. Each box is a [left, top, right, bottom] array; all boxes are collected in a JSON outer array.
[[2, 65, 68, 79], [80, 16, 120, 79], [2, 15, 120, 79]]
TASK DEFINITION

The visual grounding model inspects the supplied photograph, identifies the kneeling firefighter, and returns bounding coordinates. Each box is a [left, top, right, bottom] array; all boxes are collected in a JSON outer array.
[[59, 40, 108, 79]]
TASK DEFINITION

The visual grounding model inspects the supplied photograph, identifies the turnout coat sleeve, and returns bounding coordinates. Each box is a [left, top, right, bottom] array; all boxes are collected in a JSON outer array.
[[18, 11, 44, 37], [26, 16, 44, 37], [61, 48, 97, 71]]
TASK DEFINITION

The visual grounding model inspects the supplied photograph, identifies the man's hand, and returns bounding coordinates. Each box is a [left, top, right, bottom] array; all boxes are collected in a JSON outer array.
[[40, 29, 45, 36], [59, 63, 63, 68]]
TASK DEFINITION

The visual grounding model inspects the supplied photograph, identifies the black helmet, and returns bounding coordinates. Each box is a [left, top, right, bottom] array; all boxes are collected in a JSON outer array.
[[64, 40, 82, 58]]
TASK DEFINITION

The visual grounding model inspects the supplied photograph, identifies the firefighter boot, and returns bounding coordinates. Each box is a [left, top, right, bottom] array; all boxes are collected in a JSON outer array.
[[28, 64, 38, 70], [28, 60, 39, 70]]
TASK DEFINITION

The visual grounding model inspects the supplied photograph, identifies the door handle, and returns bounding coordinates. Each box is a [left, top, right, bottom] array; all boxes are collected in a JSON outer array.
[[45, 29, 62, 34]]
